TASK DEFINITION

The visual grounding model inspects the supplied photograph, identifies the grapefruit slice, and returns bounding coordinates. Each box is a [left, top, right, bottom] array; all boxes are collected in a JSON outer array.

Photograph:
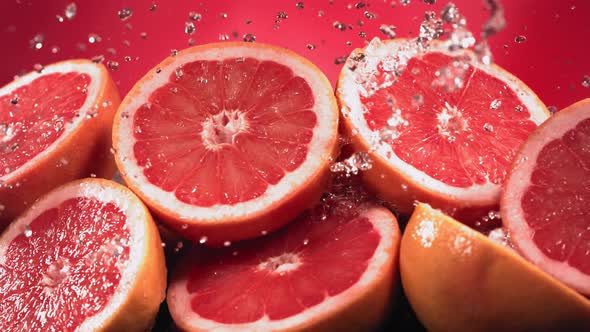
[[113, 42, 338, 244], [167, 202, 400, 331], [336, 38, 549, 229], [0, 60, 119, 228], [401, 203, 590, 332], [502, 98, 590, 296], [0, 178, 166, 331]]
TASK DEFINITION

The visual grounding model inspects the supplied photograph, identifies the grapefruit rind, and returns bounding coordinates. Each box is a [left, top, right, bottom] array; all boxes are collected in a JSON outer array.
[[336, 38, 549, 217], [401, 203, 590, 332], [114, 42, 338, 243], [502, 98, 590, 295], [0, 60, 119, 226], [167, 205, 399, 332], [0, 179, 166, 332]]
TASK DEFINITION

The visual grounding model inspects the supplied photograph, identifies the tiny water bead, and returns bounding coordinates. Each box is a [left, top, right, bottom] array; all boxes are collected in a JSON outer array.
[[118, 7, 133, 21], [306, 43, 316, 50], [514, 35, 527, 43], [106, 61, 119, 71], [242, 33, 256, 42], [548, 105, 558, 114], [29, 34, 44, 50], [296, 2, 304, 9], [149, 3, 157, 11], [333, 21, 347, 31], [87, 33, 102, 44], [582, 75, 590, 88], [64, 2, 77, 20], [91, 55, 105, 63], [185, 21, 196, 35], [379, 24, 397, 39], [188, 11, 202, 21], [490, 99, 502, 110]]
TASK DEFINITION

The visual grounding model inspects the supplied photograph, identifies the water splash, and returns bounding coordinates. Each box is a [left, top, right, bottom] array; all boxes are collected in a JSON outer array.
[[330, 152, 373, 176], [117, 8, 133, 21], [64, 3, 77, 20]]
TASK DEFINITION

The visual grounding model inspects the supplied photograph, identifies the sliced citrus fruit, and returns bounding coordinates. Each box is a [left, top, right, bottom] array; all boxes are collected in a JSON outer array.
[[0, 178, 166, 331], [336, 38, 549, 229], [401, 203, 590, 332], [502, 98, 590, 296], [113, 42, 338, 244], [167, 202, 400, 331], [0, 60, 119, 228]]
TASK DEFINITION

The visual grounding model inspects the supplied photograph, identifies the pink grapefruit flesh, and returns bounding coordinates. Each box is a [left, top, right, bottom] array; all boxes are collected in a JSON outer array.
[[168, 203, 399, 331], [0, 179, 166, 331], [502, 98, 590, 296], [114, 42, 338, 244], [0, 72, 89, 176]]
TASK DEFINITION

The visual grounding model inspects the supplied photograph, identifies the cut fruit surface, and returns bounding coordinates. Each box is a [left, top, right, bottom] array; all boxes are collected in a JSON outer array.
[[0, 178, 166, 332], [502, 98, 590, 296], [401, 203, 590, 332], [168, 203, 400, 331], [336, 38, 549, 229], [114, 42, 338, 244], [0, 60, 119, 227]]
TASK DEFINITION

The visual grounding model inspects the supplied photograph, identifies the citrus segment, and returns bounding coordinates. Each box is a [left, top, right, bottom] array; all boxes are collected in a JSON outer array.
[[336, 39, 549, 228], [502, 98, 590, 295], [0, 179, 166, 331], [168, 204, 400, 331], [0, 60, 119, 227], [114, 42, 338, 244], [401, 203, 590, 332]]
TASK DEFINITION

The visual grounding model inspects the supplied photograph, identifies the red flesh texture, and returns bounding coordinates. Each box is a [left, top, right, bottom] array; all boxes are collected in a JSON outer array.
[[522, 118, 590, 275], [183, 209, 380, 324], [0, 73, 89, 177], [361, 52, 537, 188], [132, 58, 317, 207], [0, 197, 130, 331]]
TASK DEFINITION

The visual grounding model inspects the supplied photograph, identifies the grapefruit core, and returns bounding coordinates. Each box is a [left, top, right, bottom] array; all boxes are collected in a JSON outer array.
[[168, 203, 400, 331], [336, 38, 549, 229], [0, 60, 119, 228], [113, 42, 339, 245], [0, 178, 166, 331], [401, 203, 590, 332], [502, 98, 590, 296]]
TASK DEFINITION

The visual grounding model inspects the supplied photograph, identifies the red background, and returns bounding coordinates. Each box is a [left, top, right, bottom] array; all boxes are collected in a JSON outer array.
[[0, 0, 588, 109]]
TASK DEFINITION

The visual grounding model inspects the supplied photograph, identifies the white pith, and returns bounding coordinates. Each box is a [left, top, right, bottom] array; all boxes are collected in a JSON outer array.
[[115, 43, 337, 222], [167, 206, 396, 331], [0, 62, 103, 182], [0, 180, 150, 331], [502, 99, 590, 295], [337, 38, 549, 205]]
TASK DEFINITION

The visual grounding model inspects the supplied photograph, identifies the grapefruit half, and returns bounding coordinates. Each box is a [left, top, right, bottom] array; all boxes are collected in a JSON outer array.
[[336, 38, 549, 229], [0, 60, 119, 227], [502, 98, 590, 296], [401, 203, 590, 332], [0, 178, 166, 331], [167, 203, 400, 331], [113, 42, 338, 245]]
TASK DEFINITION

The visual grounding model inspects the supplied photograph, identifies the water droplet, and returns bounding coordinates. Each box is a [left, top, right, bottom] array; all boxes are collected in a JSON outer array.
[[317, 10, 324, 17], [303, 238, 309, 245], [330, 152, 373, 176], [514, 105, 524, 112], [29, 33, 44, 50], [118, 8, 133, 21], [306, 43, 316, 50], [33, 63, 44, 73], [223, 241, 231, 247], [379, 24, 396, 39], [124, 56, 131, 62], [364, 11, 376, 19], [334, 55, 348, 65], [149, 3, 157, 11], [423, 0, 436, 4], [582, 75, 590, 88], [170, 49, 178, 57], [277, 11, 288, 19], [296, 2, 304, 9], [91, 55, 104, 63], [139, 32, 148, 39], [23, 225, 32, 237], [107, 61, 119, 71], [243, 33, 256, 42], [189, 11, 202, 21], [199, 236, 208, 244], [490, 99, 502, 110], [10, 96, 18, 105], [261, 230, 268, 236], [483, 123, 494, 132], [219, 34, 230, 41], [181, 224, 188, 230], [51, 46, 60, 54], [56, 15, 64, 23], [514, 35, 527, 43], [185, 21, 196, 35], [333, 21, 347, 31], [219, 12, 228, 19], [88, 33, 102, 44], [400, 0, 411, 6], [548, 105, 558, 114], [65, 3, 77, 20], [417, 11, 443, 47]]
